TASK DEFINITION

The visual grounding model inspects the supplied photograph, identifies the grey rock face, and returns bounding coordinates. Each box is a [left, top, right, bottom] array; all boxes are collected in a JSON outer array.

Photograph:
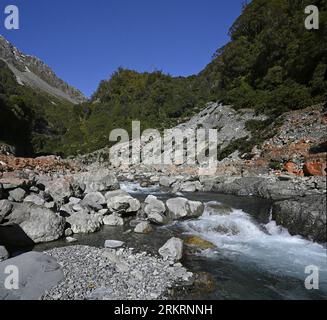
[[9, 188, 26, 202], [66, 211, 102, 234], [272, 195, 327, 242], [8, 203, 65, 243], [166, 197, 204, 220], [0, 252, 64, 300], [0, 200, 13, 223], [107, 195, 141, 215], [159, 176, 177, 187], [0, 246, 9, 262], [159, 237, 183, 262]]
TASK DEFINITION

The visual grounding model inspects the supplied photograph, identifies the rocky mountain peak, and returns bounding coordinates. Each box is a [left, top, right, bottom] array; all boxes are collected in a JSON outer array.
[[0, 35, 86, 104]]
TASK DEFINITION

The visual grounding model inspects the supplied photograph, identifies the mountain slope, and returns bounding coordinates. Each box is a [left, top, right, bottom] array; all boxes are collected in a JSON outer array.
[[0, 35, 86, 104]]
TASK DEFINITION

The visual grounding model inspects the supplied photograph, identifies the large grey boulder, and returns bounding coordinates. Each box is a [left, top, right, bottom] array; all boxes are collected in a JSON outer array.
[[0, 252, 63, 300], [159, 176, 177, 188], [45, 177, 84, 205], [8, 188, 26, 202], [0, 200, 13, 223], [8, 203, 65, 243], [166, 197, 204, 220], [272, 194, 327, 242], [81, 192, 106, 210], [104, 189, 129, 201], [0, 246, 9, 262], [107, 195, 141, 215], [159, 237, 183, 262], [103, 214, 124, 226], [144, 195, 167, 224], [75, 169, 119, 193], [66, 211, 102, 234]]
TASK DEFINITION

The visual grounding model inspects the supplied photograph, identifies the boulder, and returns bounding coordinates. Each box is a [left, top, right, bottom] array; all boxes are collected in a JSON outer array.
[[166, 197, 204, 220], [107, 195, 141, 215], [0, 246, 9, 262], [103, 214, 124, 226], [0, 200, 13, 223], [8, 203, 65, 243], [104, 240, 124, 249], [8, 188, 26, 202], [104, 189, 129, 201], [159, 176, 176, 187], [0, 252, 63, 300], [144, 195, 167, 224], [66, 211, 101, 234], [75, 168, 119, 193], [23, 194, 45, 206], [272, 194, 327, 242], [159, 237, 183, 262], [303, 161, 326, 176], [45, 177, 83, 205], [81, 192, 106, 210], [184, 236, 215, 250], [134, 221, 153, 234]]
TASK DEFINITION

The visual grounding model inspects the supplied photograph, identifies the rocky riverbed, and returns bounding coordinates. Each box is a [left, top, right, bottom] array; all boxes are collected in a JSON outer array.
[[42, 245, 193, 300]]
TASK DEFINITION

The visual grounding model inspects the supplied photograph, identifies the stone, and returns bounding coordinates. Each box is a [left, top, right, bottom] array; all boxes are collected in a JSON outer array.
[[0, 252, 63, 300], [81, 192, 106, 210], [104, 189, 129, 201], [23, 194, 45, 206], [66, 237, 77, 243], [75, 168, 119, 193], [0, 246, 9, 262], [159, 176, 176, 187], [66, 211, 101, 234], [166, 197, 204, 220], [184, 236, 215, 250], [303, 161, 326, 176], [107, 195, 141, 215], [65, 228, 73, 237], [0, 199, 13, 223], [144, 195, 167, 224], [272, 194, 327, 242], [8, 203, 65, 243], [159, 237, 183, 262], [134, 221, 153, 234], [9, 188, 26, 202], [103, 214, 124, 226], [69, 197, 81, 205], [104, 240, 124, 249]]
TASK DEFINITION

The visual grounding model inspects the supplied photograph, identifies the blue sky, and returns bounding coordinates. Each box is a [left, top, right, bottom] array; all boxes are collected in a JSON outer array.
[[1, 0, 244, 97]]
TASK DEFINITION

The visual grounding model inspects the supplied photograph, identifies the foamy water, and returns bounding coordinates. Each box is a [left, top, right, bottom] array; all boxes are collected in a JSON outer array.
[[182, 201, 327, 290]]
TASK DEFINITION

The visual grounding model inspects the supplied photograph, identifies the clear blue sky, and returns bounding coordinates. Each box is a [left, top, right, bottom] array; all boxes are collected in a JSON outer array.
[[1, 0, 244, 97]]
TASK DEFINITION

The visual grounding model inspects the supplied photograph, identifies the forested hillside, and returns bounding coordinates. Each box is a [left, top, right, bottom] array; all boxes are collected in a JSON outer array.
[[1, 0, 326, 156]]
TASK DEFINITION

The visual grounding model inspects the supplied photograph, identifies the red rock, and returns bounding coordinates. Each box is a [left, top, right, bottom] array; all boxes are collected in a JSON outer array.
[[303, 161, 327, 176]]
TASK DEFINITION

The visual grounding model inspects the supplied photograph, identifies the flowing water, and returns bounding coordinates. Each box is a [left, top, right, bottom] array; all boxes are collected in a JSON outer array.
[[36, 181, 327, 300]]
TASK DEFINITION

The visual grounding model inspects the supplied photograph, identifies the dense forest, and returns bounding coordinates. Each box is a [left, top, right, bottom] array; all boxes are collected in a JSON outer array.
[[0, 0, 326, 156]]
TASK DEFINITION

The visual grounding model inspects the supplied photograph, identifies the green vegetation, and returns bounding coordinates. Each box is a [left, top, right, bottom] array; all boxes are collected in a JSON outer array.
[[0, 60, 79, 156], [1, 0, 326, 157]]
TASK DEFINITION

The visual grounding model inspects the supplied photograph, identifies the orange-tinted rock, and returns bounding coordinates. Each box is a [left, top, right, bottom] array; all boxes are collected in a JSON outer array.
[[303, 161, 327, 176], [283, 162, 304, 176]]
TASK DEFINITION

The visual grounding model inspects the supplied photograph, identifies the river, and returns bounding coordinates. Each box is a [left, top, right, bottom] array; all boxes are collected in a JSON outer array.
[[35, 181, 327, 300]]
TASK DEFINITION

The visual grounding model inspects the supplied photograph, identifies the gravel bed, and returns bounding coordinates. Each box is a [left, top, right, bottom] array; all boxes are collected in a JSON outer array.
[[42, 245, 193, 300]]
